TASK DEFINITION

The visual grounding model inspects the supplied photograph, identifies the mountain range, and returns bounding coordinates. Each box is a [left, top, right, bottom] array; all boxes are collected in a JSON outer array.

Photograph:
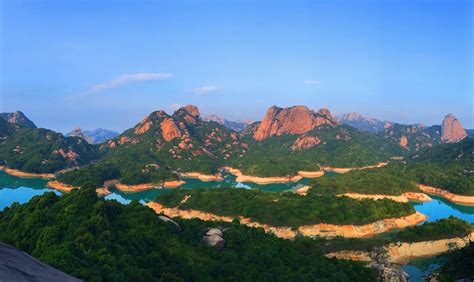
[[0, 106, 469, 185], [66, 128, 119, 144], [203, 115, 252, 132]]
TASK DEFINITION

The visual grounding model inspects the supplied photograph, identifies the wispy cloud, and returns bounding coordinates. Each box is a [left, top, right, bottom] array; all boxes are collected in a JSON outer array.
[[304, 80, 320, 85], [191, 85, 218, 95], [169, 103, 184, 111], [79, 72, 173, 96]]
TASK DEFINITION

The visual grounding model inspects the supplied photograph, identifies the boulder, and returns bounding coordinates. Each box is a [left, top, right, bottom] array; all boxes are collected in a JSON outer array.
[[203, 234, 225, 250], [206, 228, 224, 237]]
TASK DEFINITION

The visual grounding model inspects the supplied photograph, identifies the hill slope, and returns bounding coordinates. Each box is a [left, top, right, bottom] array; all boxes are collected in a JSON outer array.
[[0, 185, 375, 281]]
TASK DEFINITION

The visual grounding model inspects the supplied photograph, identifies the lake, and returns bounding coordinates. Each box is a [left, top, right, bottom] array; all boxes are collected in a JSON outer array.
[[1, 170, 473, 281]]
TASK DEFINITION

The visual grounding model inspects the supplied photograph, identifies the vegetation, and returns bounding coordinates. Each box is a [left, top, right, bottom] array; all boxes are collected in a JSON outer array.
[[437, 242, 474, 281], [406, 138, 474, 195], [394, 216, 472, 243], [0, 128, 100, 173], [155, 188, 416, 227], [234, 125, 404, 177], [309, 167, 419, 195], [58, 110, 243, 186], [0, 185, 375, 281]]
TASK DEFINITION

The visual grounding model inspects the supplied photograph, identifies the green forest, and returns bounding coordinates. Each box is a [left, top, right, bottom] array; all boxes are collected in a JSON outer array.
[[0, 185, 375, 281], [309, 167, 419, 195], [0, 128, 100, 173], [437, 242, 474, 281], [155, 188, 415, 227]]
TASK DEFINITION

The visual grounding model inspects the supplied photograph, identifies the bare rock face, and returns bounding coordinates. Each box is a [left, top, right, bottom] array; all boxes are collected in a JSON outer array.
[[399, 136, 408, 149], [182, 105, 200, 117], [441, 113, 467, 143], [0, 242, 80, 281], [160, 118, 181, 141], [291, 135, 321, 151], [0, 111, 37, 128], [253, 105, 336, 141], [203, 228, 225, 250]]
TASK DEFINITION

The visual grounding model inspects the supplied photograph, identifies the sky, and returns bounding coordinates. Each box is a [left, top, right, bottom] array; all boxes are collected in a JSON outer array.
[[0, 0, 473, 133]]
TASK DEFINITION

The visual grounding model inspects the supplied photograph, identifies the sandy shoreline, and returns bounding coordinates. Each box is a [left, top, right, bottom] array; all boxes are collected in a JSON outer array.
[[327, 231, 474, 264], [180, 172, 223, 181], [115, 180, 185, 193], [46, 180, 112, 196], [320, 162, 388, 174], [223, 167, 324, 184], [418, 184, 474, 205], [147, 201, 426, 239], [0, 166, 55, 179], [340, 192, 432, 203]]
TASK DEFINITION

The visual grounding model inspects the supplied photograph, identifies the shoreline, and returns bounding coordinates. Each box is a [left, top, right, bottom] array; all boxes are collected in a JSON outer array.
[[339, 192, 432, 203], [146, 201, 426, 239], [320, 162, 388, 174], [418, 184, 474, 205], [0, 166, 55, 179], [179, 172, 223, 181], [327, 231, 474, 264], [46, 180, 112, 196], [115, 180, 185, 193], [223, 167, 324, 184]]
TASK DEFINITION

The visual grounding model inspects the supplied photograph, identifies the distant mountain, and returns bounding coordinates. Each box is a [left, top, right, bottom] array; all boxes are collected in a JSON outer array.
[[67, 128, 119, 144], [203, 114, 252, 132], [237, 105, 404, 177], [0, 111, 36, 129], [382, 113, 468, 151], [336, 112, 385, 133], [0, 111, 100, 173], [467, 129, 474, 136], [0, 127, 100, 174]]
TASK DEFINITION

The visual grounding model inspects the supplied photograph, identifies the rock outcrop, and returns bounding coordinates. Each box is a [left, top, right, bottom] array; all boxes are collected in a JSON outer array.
[[291, 135, 321, 151], [203, 228, 225, 249], [182, 105, 200, 117], [253, 105, 336, 141], [0, 111, 36, 128], [0, 242, 80, 281], [160, 118, 182, 141], [441, 113, 467, 143]]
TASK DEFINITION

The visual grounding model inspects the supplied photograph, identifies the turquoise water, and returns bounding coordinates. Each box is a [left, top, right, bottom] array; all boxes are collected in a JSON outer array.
[[405, 196, 474, 281], [1, 170, 473, 281], [402, 256, 446, 282], [0, 171, 60, 210]]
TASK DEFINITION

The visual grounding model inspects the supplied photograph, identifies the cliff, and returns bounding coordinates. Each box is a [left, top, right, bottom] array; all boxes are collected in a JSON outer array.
[[441, 113, 467, 143], [252, 105, 337, 141]]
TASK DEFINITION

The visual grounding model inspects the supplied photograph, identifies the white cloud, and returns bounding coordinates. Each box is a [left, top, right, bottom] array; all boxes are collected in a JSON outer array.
[[191, 85, 218, 95], [80, 72, 173, 96], [304, 80, 320, 85]]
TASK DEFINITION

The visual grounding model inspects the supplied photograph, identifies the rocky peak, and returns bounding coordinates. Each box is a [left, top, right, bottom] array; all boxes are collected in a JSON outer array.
[[316, 108, 332, 118], [0, 111, 37, 128], [441, 113, 467, 143], [253, 105, 337, 141], [180, 105, 200, 117], [68, 127, 88, 142], [204, 114, 225, 124]]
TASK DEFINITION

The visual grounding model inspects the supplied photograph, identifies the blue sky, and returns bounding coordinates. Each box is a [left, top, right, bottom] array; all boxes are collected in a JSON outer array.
[[1, 0, 472, 133]]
